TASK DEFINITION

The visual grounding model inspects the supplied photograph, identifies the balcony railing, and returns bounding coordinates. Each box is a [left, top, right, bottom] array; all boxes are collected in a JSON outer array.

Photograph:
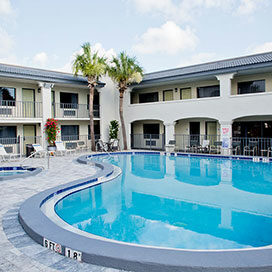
[[53, 103, 100, 118], [131, 134, 165, 150], [175, 134, 221, 152], [0, 100, 42, 118]]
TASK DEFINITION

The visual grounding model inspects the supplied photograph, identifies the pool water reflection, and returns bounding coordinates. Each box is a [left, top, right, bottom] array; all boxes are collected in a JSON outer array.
[[55, 154, 272, 250]]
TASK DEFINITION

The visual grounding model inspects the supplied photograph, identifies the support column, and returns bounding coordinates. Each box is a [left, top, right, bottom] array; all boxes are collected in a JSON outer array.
[[216, 73, 235, 98], [38, 82, 54, 148], [164, 122, 176, 146], [97, 76, 119, 144], [220, 120, 232, 155]]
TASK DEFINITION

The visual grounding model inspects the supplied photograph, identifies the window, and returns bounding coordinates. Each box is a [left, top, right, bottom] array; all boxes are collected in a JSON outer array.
[[60, 92, 78, 108], [143, 124, 160, 139], [0, 87, 16, 106], [88, 123, 100, 140], [61, 125, 79, 141], [238, 80, 265, 95], [197, 85, 220, 98], [130, 93, 137, 104], [180, 88, 191, 100], [163, 90, 173, 101], [87, 93, 100, 117], [139, 92, 158, 103]]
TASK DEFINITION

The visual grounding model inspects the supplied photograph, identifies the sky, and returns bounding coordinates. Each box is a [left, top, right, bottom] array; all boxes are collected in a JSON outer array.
[[0, 0, 272, 73]]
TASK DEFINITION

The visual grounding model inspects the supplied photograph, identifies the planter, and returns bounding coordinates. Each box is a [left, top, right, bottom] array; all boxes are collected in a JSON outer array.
[[48, 146, 56, 152]]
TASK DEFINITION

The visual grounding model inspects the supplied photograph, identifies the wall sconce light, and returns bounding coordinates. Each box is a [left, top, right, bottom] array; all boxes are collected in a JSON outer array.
[[175, 88, 178, 92], [38, 87, 41, 93]]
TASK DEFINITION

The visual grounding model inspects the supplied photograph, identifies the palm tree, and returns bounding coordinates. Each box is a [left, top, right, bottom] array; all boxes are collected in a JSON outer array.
[[72, 43, 107, 151], [107, 52, 143, 150]]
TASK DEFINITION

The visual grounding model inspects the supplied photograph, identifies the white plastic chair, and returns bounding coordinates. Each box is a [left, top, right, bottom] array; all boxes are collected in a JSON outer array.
[[0, 144, 20, 161], [32, 144, 47, 158], [55, 141, 76, 156]]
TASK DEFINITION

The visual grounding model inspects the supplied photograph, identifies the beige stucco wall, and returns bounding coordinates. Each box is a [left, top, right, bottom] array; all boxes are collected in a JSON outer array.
[[132, 120, 164, 134], [175, 118, 220, 135], [0, 79, 42, 102], [131, 79, 220, 104]]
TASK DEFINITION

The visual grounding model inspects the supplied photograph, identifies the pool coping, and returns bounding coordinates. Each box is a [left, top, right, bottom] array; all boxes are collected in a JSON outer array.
[[19, 151, 272, 272], [0, 166, 43, 181]]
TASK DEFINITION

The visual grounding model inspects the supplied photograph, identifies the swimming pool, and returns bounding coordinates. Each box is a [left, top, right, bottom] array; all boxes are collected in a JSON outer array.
[[0, 166, 42, 181], [55, 153, 272, 250]]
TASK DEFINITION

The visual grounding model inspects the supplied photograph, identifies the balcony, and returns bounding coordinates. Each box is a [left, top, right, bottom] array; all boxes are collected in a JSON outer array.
[[0, 100, 42, 118], [53, 103, 100, 119]]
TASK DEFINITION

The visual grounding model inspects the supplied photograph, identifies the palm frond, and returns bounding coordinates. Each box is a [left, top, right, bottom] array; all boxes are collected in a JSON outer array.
[[107, 51, 143, 90], [72, 43, 107, 83]]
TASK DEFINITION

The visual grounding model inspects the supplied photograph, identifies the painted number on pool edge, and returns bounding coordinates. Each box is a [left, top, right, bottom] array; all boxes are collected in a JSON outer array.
[[65, 247, 82, 262], [43, 238, 62, 254]]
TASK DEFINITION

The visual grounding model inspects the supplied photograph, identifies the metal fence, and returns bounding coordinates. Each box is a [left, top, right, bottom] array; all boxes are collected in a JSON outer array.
[[0, 100, 42, 118], [131, 134, 165, 150], [53, 103, 100, 118], [231, 137, 272, 156], [56, 134, 100, 151], [175, 134, 221, 152]]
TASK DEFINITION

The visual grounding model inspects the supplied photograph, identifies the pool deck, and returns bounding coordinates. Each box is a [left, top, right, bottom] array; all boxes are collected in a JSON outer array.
[[0, 153, 125, 272]]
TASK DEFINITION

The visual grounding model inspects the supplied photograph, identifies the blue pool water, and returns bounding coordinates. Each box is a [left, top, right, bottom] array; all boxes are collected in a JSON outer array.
[[55, 154, 272, 250], [0, 170, 26, 176]]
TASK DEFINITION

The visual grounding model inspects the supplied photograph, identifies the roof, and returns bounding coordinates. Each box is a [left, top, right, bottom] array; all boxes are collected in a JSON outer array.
[[0, 63, 105, 87], [139, 51, 272, 86]]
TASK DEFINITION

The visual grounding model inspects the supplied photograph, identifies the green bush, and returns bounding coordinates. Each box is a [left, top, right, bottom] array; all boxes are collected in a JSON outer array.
[[109, 120, 119, 139]]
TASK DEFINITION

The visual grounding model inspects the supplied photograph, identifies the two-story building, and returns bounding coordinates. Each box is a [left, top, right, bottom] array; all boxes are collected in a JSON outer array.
[[1, 51, 272, 156], [125, 51, 272, 156], [0, 64, 117, 155]]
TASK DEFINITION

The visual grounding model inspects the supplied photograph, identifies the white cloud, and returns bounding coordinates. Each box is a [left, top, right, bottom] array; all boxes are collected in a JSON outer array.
[[132, 21, 197, 55], [0, 26, 14, 56], [0, 0, 12, 15], [57, 43, 116, 73], [131, 0, 265, 22], [180, 52, 217, 66], [248, 42, 272, 54], [33, 52, 48, 66], [236, 0, 257, 15]]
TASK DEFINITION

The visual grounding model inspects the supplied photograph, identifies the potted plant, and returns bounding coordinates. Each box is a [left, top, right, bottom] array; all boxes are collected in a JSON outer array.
[[44, 118, 60, 151], [109, 120, 119, 140]]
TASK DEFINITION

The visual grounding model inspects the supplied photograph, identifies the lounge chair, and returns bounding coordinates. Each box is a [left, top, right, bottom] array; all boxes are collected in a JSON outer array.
[[55, 141, 76, 156], [32, 144, 47, 158], [0, 144, 20, 161]]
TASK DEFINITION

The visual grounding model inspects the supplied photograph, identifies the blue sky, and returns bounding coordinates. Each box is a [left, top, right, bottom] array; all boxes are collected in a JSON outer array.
[[0, 0, 272, 73]]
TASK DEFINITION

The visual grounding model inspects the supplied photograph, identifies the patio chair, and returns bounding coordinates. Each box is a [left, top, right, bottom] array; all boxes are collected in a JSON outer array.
[[198, 140, 210, 153], [261, 146, 272, 157], [108, 139, 120, 152], [210, 141, 222, 154], [55, 141, 76, 156], [76, 141, 88, 152], [243, 145, 257, 156], [0, 144, 20, 161], [32, 144, 47, 158], [96, 139, 109, 152], [231, 141, 241, 155], [165, 140, 176, 153]]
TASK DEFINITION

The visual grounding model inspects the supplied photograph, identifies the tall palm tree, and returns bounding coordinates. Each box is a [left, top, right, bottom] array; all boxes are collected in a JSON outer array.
[[73, 43, 107, 151], [107, 52, 143, 150]]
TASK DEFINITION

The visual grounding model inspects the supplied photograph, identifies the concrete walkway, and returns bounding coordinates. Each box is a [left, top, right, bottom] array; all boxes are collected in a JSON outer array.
[[0, 154, 125, 272]]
